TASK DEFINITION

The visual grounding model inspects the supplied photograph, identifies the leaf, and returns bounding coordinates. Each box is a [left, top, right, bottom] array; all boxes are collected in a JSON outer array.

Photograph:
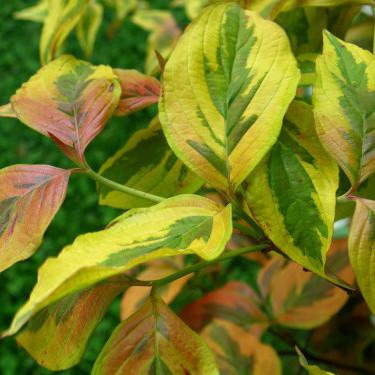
[[159, 3, 300, 194], [0, 103, 17, 118], [113, 69, 161, 116], [76, 0, 103, 58], [261, 241, 354, 329], [4, 195, 232, 337], [10, 55, 121, 164], [93, 295, 219, 375], [16, 276, 129, 371], [0, 165, 71, 272], [14, 0, 49, 22], [180, 281, 268, 334], [132, 10, 181, 74], [243, 101, 338, 274], [349, 198, 375, 313], [313, 31, 375, 190], [99, 118, 203, 209], [40, 0, 89, 64], [120, 257, 191, 320], [296, 347, 335, 375], [172, 0, 211, 19], [201, 319, 281, 375]]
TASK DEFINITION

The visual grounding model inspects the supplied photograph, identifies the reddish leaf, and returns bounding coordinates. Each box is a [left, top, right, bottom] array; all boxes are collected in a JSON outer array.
[[10, 55, 121, 164], [114, 69, 160, 116], [0, 164, 71, 271]]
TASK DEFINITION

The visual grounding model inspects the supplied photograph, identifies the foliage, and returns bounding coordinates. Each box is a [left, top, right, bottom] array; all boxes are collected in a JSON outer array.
[[1, 0, 375, 374]]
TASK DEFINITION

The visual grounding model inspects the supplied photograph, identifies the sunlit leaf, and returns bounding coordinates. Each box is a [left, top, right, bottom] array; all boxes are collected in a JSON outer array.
[[4, 195, 232, 337], [313, 31, 375, 190], [113, 69, 161, 116], [120, 256, 191, 320], [243, 101, 338, 275], [76, 0, 103, 58], [10, 55, 121, 164], [16, 276, 129, 371], [14, 0, 49, 22], [0, 165, 71, 272], [296, 347, 335, 374], [99, 118, 203, 209], [159, 3, 300, 194], [40, 0, 89, 64], [349, 198, 375, 313], [93, 295, 219, 375], [132, 9, 181, 74]]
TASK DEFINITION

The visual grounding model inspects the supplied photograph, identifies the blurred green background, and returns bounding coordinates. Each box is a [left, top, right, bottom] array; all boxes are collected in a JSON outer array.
[[0, 1, 174, 373]]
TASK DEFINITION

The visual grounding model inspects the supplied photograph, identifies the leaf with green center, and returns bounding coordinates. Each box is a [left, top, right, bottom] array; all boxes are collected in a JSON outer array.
[[349, 198, 375, 313], [314, 31, 375, 190], [16, 276, 129, 371], [76, 0, 103, 58], [4, 195, 232, 337], [92, 295, 219, 375], [113, 69, 161, 116], [243, 101, 338, 275], [99, 118, 203, 209], [159, 3, 300, 194], [10, 55, 121, 164], [0, 165, 71, 272], [40, 0, 89, 64], [201, 319, 281, 375]]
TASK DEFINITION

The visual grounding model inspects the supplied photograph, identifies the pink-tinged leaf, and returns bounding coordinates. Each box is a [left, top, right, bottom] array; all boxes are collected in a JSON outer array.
[[120, 256, 191, 320], [114, 69, 160, 116], [0, 164, 71, 271], [0, 103, 17, 118], [10, 55, 121, 164], [16, 276, 128, 371], [180, 281, 269, 335]]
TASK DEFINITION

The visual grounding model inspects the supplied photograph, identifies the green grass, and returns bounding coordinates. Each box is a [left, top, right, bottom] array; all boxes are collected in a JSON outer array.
[[0, 1, 171, 373]]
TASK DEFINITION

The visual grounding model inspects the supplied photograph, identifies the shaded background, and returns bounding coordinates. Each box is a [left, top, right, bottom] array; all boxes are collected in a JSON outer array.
[[0, 1, 178, 373]]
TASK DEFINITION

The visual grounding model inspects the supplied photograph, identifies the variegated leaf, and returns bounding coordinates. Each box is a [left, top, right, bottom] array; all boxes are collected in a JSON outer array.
[[120, 256, 191, 320], [10, 55, 121, 164], [16, 276, 129, 371], [4, 195, 232, 337], [76, 0, 103, 58], [349, 198, 375, 313], [243, 101, 338, 274], [99, 118, 202, 209], [40, 0, 89, 64], [160, 3, 300, 194], [202, 319, 281, 375], [314, 31, 375, 190], [93, 295, 219, 375], [113, 69, 161, 116], [0, 165, 71, 272], [132, 10, 181, 74]]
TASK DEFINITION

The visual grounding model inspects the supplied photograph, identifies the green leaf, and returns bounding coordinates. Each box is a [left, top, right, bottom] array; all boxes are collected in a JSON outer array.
[[76, 0, 103, 58], [0, 165, 71, 272], [99, 118, 203, 209], [40, 0, 89, 64], [314, 31, 375, 190], [159, 3, 300, 194], [349, 198, 375, 313], [93, 295, 219, 375], [14, 0, 49, 23], [243, 101, 338, 275], [16, 276, 128, 371], [296, 347, 335, 374], [10, 55, 121, 164], [4, 195, 232, 337]]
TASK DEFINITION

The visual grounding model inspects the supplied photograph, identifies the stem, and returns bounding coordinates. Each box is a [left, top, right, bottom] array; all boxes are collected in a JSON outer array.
[[144, 245, 268, 288], [84, 166, 165, 204]]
